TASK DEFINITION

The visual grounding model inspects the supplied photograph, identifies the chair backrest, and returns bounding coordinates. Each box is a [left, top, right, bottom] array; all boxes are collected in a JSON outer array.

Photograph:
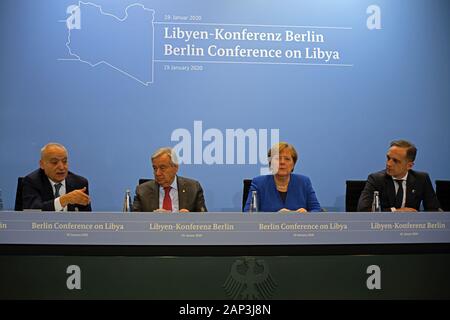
[[436, 180, 450, 211], [139, 178, 151, 185], [14, 177, 24, 211], [242, 179, 252, 211], [345, 180, 367, 212]]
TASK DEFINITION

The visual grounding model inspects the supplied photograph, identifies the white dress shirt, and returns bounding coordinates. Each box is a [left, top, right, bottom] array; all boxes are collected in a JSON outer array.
[[48, 178, 67, 212], [391, 172, 408, 211]]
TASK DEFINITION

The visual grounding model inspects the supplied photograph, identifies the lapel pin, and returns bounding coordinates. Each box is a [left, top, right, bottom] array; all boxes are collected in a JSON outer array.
[[182, 189, 186, 193]]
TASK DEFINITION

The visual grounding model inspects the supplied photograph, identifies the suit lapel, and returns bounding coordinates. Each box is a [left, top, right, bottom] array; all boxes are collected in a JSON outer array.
[[177, 177, 187, 210], [405, 171, 416, 207], [284, 174, 294, 208], [65, 173, 73, 193], [41, 172, 55, 200], [150, 181, 160, 211], [384, 174, 396, 207], [64, 173, 73, 211]]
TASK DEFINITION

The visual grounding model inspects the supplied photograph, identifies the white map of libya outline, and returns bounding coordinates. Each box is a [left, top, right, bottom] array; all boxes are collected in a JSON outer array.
[[59, 2, 155, 86]]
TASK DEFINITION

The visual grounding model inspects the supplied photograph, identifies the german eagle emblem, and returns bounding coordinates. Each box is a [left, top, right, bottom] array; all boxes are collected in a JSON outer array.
[[223, 257, 277, 299]]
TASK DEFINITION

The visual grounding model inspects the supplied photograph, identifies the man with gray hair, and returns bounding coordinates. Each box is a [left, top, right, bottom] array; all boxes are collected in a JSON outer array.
[[22, 143, 91, 211], [133, 147, 207, 212], [357, 139, 440, 212]]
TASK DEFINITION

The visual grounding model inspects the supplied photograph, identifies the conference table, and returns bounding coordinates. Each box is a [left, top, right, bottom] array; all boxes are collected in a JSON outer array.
[[0, 211, 449, 299]]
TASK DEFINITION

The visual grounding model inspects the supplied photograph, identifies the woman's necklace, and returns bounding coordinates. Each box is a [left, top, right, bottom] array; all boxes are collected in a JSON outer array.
[[275, 177, 289, 192]]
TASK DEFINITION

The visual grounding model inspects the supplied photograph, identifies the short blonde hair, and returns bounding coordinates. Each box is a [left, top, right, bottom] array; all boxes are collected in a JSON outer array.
[[268, 142, 298, 167]]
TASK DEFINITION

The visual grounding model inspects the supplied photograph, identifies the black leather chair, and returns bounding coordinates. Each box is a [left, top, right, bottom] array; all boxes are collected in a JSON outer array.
[[14, 177, 24, 211], [139, 178, 151, 185], [345, 180, 367, 212], [242, 179, 252, 211], [436, 180, 450, 211]]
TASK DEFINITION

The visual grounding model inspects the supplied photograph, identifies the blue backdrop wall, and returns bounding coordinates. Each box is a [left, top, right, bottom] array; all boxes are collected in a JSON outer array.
[[1, 0, 449, 211]]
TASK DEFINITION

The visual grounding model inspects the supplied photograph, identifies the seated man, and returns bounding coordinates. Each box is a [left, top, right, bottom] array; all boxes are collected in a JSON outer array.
[[22, 143, 91, 211], [133, 147, 207, 212], [357, 140, 440, 212]]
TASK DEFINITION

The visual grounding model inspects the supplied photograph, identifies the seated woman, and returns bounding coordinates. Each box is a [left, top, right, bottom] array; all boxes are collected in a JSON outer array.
[[243, 142, 321, 213]]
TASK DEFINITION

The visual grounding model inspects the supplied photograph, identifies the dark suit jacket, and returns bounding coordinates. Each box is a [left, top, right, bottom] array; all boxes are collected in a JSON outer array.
[[132, 176, 207, 212], [357, 169, 440, 212], [22, 169, 92, 211]]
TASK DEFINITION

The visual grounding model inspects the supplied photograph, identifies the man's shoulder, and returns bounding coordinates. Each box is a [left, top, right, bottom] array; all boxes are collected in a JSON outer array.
[[23, 169, 45, 184], [24, 168, 42, 178], [67, 171, 89, 184], [409, 169, 429, 177], [368, 170, 388, 180], [177, 176, 201, 186], [137, 179, 157, 191], [408, 169, 431, 181]]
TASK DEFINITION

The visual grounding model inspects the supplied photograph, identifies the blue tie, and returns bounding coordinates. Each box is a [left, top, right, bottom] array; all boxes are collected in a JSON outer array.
[[54, 183, 62, 198]]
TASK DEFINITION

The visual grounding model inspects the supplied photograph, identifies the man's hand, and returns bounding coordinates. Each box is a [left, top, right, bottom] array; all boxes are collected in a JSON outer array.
[[153, 208, 190, 213], [153, 208, 171, 213], [296, 208, 308, 213], [395, 207, 418, 212], [60, 187, 90, 207]]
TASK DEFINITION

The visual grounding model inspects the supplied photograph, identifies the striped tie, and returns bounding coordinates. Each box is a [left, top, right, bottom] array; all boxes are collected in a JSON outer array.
[[54, 183, 62, 198]]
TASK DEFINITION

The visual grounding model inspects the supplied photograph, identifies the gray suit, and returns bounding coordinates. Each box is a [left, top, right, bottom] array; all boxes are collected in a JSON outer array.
[[132, 176, 207, 212]]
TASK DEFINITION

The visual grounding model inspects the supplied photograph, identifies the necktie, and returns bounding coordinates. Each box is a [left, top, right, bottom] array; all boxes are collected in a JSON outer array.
[[54, 183, 62, 198], [394, 179, 404, 209], [162, 187, 172, 211]]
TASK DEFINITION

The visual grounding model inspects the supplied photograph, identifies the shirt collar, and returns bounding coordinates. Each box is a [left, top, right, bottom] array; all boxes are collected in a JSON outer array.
[[392, 171, 408, 181], [159, 176, 178, 191], [48, 177, 66, 188]]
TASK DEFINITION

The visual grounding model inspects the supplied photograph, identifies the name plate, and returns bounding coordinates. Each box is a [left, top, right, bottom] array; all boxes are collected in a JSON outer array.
[[0, 211, 449, 245]]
